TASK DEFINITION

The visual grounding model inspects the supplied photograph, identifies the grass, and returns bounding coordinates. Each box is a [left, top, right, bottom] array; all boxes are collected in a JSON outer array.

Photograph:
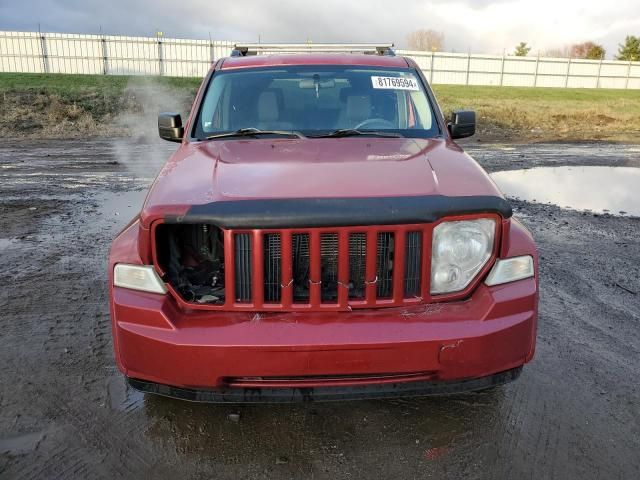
[[0, 73, 200, 96], [1, 73, 639, 142], [432, 84, 640, 142], [0, 73, 201, 137]]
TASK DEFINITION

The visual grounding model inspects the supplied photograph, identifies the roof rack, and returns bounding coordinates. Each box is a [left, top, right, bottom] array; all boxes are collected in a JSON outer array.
[[231, 43, 395, 57]]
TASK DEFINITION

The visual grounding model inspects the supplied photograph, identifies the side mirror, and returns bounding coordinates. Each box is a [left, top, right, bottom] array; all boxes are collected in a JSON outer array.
[[158, 113, 184, 142], [448, 110, 476, 139]]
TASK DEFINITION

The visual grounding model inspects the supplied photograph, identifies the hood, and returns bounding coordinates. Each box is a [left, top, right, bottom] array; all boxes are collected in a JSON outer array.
[[142, 137, 504, 222]]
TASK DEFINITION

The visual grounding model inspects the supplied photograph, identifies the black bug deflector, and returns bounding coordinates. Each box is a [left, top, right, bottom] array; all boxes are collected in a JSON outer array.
[[167, 195, 513, 229]]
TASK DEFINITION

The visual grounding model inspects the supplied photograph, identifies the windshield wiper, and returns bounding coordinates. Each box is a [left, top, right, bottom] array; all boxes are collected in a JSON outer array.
[[206, 128, 305, 140], [310, 129, 402, 138]]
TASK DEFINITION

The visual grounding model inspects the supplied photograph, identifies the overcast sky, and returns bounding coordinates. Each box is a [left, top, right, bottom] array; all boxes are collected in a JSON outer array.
[[1, 0, 639, 57]]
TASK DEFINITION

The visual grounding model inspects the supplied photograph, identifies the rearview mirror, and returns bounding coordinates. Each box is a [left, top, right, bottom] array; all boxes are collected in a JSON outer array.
[[299, 78, 336, 89], [448, 110, 476, 139], [158, 113, 184, 143]]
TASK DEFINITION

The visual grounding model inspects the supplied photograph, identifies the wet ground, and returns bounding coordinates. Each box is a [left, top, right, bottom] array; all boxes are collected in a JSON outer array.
[[1, 138, 639, 479]]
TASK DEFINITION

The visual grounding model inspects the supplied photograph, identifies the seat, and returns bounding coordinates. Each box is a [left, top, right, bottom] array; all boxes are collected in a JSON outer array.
[[337, 94, 372, 129], [256, 91, 293, 131]]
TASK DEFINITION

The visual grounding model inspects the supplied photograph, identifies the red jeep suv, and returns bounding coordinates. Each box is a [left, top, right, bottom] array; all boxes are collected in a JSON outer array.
[[109, 44, 538, 402]]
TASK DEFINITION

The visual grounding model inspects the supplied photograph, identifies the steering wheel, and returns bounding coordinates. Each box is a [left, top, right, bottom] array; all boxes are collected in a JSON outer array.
[[354, 118, 396, 130]]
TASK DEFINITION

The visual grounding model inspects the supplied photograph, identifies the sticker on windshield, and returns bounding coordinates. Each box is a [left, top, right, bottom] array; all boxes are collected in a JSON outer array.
[[371, 76, 420, 91]]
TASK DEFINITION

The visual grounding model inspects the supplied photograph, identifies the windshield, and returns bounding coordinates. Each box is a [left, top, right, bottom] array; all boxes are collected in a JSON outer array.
[[192, 66, 440, 140]]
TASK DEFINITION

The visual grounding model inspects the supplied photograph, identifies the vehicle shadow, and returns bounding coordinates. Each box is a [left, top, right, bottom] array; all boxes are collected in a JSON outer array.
[[139, 385, 509, 474]]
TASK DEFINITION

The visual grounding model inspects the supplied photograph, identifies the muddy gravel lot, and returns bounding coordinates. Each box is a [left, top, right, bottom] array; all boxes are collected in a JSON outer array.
[[1, 138, 639, 479]]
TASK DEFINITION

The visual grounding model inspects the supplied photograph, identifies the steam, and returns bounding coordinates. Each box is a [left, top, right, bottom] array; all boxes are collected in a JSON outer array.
[[111, 77, 196, 181]]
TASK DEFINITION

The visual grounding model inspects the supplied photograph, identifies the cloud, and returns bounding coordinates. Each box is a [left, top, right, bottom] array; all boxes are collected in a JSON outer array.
[[1, 0, 639, 57]]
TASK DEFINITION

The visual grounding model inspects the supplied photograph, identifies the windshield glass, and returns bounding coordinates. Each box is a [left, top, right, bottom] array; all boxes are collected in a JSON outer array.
[[193, 66, 440, 139]]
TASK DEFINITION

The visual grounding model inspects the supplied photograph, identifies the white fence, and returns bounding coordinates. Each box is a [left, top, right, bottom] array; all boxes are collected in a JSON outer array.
[[1, 31, 640, 89], [397, 50, 640, 89], [0, 31, 234, 78]]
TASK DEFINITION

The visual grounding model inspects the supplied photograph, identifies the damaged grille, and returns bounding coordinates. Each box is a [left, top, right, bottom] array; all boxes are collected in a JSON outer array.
[[156, 224, 427, 310], [234, 228, 425, 308]]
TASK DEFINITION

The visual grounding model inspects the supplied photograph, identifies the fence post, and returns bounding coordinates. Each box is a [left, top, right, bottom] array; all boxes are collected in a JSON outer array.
[[430, 51, 434, 84], [465, 53, 471, 85], [595, 57, 603, 88], [499, 55, 505, 86], [533, 54, 540, 87], [157, 39, 164, 76], [625, 61, 632, 89], [101, 36, 108, 75], [209, 40, 215, 63], [39, 33, 50, 74], [564, 57, 571, 88]]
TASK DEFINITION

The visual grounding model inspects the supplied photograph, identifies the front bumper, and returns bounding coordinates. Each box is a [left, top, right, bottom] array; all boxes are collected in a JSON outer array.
[[128, 367, 522, 403], [110, 276, 537, 400]]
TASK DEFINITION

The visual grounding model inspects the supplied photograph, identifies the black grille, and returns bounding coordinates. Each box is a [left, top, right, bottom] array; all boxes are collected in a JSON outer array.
[[404, 232, 422, 296], [264, 233, 281, 302], [234, 233, 252, 302], [376, 233, 394, 298], [348, 233, 367, 299]]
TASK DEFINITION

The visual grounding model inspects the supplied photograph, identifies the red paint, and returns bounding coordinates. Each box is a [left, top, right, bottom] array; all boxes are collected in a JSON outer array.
[[141, 138, 502, 229], [425, 447, 449, 460], [109, 53, 538, 396]]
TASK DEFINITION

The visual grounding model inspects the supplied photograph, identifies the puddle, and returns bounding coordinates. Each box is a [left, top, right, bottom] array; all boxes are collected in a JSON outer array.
[[491, 166, 640, 217], [0, 431, 45, 456], [106, 374, 144, 412], [96, 190, 147, 220], [0, 237, 18, 249]]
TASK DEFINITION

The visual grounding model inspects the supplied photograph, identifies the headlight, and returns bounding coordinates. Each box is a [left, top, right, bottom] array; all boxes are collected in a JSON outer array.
[[431, 218, 495, 294], [113, 264, 167, 294]]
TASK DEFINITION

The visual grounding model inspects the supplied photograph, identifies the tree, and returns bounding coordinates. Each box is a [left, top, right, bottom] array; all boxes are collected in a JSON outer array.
[[406, 29, 444, 52], [544, 46, 570, 58], [513, 42, 531, 56], [616, 35, 640, 61], [585, 44, 606, 59], [569, 42, 605, 59]]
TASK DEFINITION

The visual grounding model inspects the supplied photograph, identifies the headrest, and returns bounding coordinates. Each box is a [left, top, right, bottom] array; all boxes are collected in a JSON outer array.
[[346, 95, 371, 121], [257, 91, 279, 122]]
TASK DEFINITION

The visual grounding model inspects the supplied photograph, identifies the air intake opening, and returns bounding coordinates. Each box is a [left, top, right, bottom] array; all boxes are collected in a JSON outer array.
[[404, 231, 422, 297], [234, 233, 253, 302], [376, 232, 394, 298], [292, 233, 310, 303], [320, 233, 339, 302], [348, 233, 367, 299], [263, 233, 281, 303]]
